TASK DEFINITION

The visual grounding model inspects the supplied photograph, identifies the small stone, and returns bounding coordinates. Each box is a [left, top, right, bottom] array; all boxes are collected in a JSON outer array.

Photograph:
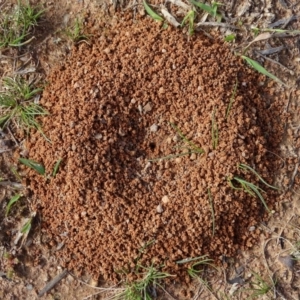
[[190, 153, 197, 160], [175, 157, 182, 163], [156, 204, 163, 213], [208, 151, 215, 158], [166, 137, 172, 144], [150, 124, 158, 132], [26, 284, 33, 290], [131, 98, 136, 104], [248, 226, 255, 231], [143, 102, 152, 113], [162, 195, 169, 204], [94, 133, 103, 140], [162, 49, 166, 53], [103, 48, 111, 54], [172, 135, 179, 142]]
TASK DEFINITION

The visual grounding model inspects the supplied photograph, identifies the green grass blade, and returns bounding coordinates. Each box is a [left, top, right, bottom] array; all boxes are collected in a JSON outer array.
[[5, 194, 22, 217], [21, 219, 32, 234], [224, 33, 235, 42], [239, 164, 279, 190], [189, 0, 221, 20], [170, 122, 204, 154], [232, 177, 270, 212], [143, 1, 164, 22], [241, 56, 287, 87], [190, 0, 215, 15], [52, 159, 62, 177], [181, 10, 195, 35], [19, 158, 45, 175]]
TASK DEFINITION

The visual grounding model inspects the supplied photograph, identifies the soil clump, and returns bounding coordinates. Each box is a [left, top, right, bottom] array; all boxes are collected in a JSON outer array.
[[24, 14, 283, 282]]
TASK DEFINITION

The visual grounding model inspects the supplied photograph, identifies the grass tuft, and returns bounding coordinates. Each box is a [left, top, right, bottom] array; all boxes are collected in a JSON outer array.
[[0, 76, 47, 133], [66, 18, 90, 44], [0, 0, 44, 48], [246, 272, 276, 299], [114, 264, 173, 300]]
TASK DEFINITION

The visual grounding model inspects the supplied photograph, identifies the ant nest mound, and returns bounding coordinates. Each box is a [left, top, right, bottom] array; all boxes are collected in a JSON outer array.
[[25, 14, 282, 282]]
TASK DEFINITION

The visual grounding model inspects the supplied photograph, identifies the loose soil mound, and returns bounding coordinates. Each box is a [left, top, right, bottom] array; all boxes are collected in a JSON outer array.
[[25, 14, 282, 282]]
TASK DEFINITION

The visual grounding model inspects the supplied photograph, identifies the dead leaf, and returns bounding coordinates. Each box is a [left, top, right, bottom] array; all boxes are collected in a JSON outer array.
[[246, 32, 272, 49]]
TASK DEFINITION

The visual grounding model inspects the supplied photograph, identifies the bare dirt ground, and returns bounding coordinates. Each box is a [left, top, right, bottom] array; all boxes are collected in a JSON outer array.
[[1, 0, 300, 299]]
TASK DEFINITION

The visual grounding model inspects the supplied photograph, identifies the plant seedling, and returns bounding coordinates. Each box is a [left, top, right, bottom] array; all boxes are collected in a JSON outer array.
[[66, 18, 90, 43], [5, 194, 22, 217], [0, 0, 44, 48], [181, 10, 195, 36], [0, 76, 47, 132], [52, 158, 62, 177]]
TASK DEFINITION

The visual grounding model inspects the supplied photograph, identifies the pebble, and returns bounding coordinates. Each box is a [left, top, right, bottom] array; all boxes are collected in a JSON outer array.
[[249, 226, 255, 231], [175, 157, 182, 163], [103, 48, 111, 54], [143, 102, 152, 113], [162, 195, 169, 204], [150, 124, 158, 132], [190, 153, 197, 160], [156, 204, 163, 213], [26, 284, 33, 290]]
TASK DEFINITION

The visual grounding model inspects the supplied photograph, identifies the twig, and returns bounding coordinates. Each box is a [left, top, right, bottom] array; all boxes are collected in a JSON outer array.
[[288, 162, 299, 189], [38, 270, 69, 297], [268, 15, 298, 28], [257, 46, 284, 56], [195, 22, 238, 29]]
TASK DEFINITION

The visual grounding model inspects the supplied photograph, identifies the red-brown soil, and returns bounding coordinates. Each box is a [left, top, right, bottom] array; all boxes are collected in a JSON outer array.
[[23, 13, 284, 283]]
